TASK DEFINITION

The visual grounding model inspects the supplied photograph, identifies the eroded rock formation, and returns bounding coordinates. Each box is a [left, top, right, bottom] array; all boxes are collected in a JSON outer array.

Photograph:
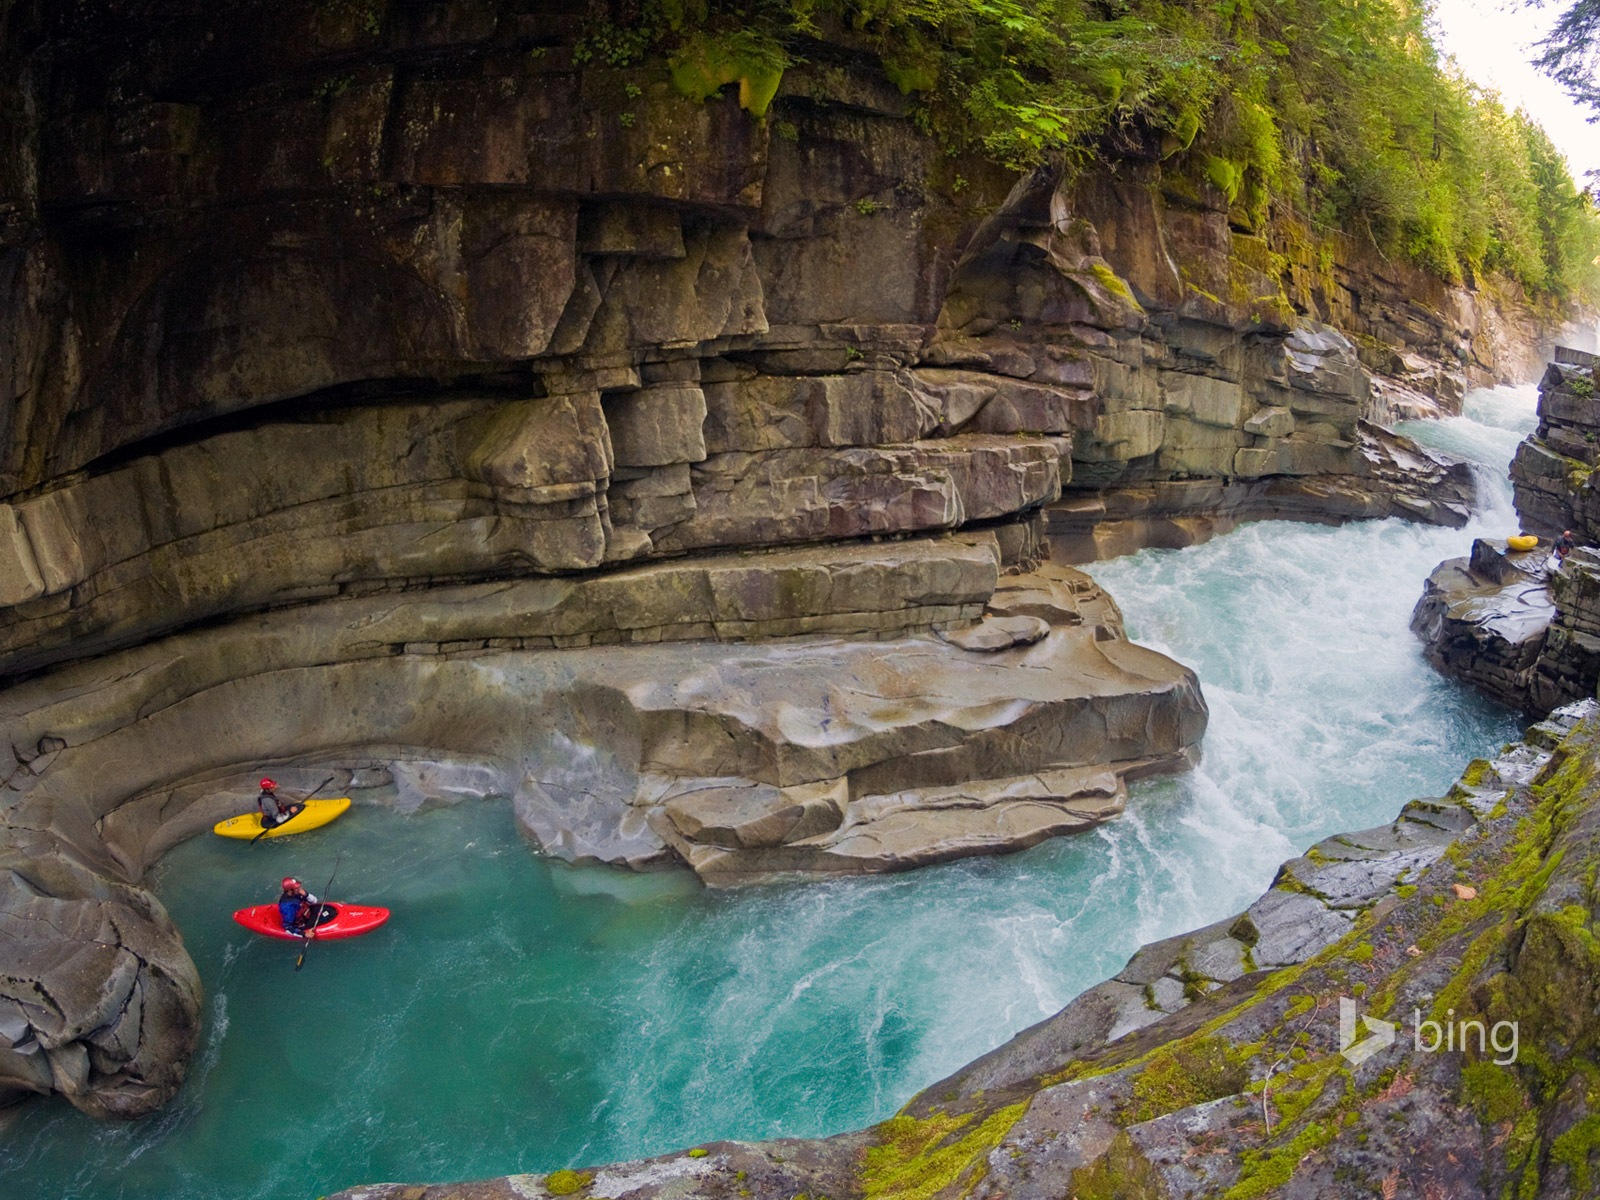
[[0, 0, 1574, 1123], [1416, 351, 1600, 713], [1511, 350, 1600, 539], [325, 702, 1600, 1200]]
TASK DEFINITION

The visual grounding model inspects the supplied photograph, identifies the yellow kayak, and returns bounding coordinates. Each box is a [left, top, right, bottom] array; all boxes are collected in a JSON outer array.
[[213, 798, 351, 840], [1508, 534, 1540, 552]]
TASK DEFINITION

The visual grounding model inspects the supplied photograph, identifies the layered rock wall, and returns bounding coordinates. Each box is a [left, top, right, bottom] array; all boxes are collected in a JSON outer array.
[[1417, 352, 1600, 713], [0, 0, 1557, 676], [0, 0, 1579, 1124], [1511, 350, 1600, 538]]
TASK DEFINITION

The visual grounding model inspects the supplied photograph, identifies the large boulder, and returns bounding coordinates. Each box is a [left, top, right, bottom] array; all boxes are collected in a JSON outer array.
[[0, 840, 201, 1118]]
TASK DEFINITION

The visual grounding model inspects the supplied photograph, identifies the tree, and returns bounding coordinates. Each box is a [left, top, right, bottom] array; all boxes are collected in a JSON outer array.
[[1533, 0, 1600, 115]]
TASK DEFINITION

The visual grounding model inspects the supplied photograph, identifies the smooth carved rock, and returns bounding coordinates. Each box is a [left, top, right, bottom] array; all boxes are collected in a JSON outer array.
[[655, 777, 847, 850], [664, 768, 1129, 886], [617, 566, 1201, 885], [0, 533, 1004, 837], [984, 563, 1100, 627], [0, 563, 1198, 889], [936, 614, 1051, 651], [0, 852, 202, 1119], [0, 544, 1204, 1117]]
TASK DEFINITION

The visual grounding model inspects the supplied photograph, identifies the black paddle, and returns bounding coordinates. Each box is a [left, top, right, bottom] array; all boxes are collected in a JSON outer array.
[[249, 774, 337, 845], [294, 851, 344, 972]]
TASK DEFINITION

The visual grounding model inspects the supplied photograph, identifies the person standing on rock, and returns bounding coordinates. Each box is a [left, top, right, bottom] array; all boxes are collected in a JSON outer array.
[[276, 877, 320, 935], [256, 778, 305, 829], [1557, 530, 1577, 563]]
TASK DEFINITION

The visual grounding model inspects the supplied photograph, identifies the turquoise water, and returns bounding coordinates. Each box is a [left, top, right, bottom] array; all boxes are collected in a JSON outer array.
[[0, 390, 1532, 1199]]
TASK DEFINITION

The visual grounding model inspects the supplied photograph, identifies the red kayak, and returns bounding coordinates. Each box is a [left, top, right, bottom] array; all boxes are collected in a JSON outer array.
[[232, 903, 390, 941]]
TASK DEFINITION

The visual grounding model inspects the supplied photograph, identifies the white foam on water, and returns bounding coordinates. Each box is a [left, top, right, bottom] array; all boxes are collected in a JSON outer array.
[[0, 383, 1541, 1197]]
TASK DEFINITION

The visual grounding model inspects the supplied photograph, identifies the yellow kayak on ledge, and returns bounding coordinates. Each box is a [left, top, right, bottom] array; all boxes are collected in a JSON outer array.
[[213, 798, 351, 840]]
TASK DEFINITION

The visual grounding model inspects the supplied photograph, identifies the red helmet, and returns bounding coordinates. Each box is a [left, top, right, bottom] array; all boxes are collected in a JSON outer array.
[[259, 778, 277, 790], [281, 877, 300, 891]]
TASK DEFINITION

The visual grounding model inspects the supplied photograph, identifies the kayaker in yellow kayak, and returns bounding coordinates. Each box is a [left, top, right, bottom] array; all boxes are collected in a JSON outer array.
[[257, 778, 306, 829]]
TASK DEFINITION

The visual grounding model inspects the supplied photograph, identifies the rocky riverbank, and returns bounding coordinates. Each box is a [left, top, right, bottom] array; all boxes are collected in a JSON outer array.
[[326, 704, 1600, 1199], [0, 0, 1579, 1125], [1413, 351, 1600, 714]]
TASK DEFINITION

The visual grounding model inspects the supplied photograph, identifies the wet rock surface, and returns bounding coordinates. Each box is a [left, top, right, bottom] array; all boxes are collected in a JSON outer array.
[[1417, 353, 1600, 714], [325, 705, 1600, 1200], [1412, 538, 1561, 712], [0, 0, 1574, 1125], [0, 840, 202, 1119], [0, 541, 1205, 1112], [3, 554, 1206, 888]]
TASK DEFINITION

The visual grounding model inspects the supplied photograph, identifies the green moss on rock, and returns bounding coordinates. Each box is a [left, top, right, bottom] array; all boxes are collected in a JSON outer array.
[[545, 1168, 594, 1196], [1124, 1037, 1249, 1124], [1066, 1130, 1167, 1200], [862, 1102, 1027, 1200]]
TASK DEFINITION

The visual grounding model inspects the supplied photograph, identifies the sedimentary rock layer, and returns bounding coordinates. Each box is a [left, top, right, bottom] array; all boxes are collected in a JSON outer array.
[[0, 0, 1555, 684], [1510, 353, 1600, 540], [0, 0, 1571, 1126], [0, 536, 1207, 1116], [1417, 354, 1600, 714]]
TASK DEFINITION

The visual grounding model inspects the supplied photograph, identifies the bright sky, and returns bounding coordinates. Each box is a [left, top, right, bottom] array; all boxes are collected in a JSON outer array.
[[1430, 0, 1600, 181]]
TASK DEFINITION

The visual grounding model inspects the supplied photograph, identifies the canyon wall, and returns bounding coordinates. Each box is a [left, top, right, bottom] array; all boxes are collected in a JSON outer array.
[[0, 0, 1580, 1121], [1413, 350, 1600, 715]]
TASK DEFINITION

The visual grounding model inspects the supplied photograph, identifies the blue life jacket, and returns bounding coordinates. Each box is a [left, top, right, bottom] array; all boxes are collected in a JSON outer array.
[[278, 896, 305, 929]]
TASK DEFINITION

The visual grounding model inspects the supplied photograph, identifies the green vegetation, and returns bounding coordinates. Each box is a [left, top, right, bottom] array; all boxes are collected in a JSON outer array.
[[577, 0, 1600, 301], [1066, 1131, 1167, 1199], [1123, 1037, 1250, 1123], [1535, 0, 1600, 114], [1225, 1119, 1337, 1199], [860, 1102, 1028, 1200], [544, 1168, 594, 1195]]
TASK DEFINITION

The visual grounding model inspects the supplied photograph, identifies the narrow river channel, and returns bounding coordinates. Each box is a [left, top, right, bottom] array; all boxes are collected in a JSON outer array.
[[0, 387, 1533, 1199]]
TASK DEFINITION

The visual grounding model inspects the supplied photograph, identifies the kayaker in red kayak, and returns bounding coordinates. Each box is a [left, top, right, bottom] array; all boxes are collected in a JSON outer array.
[[276, 876, 320, 935], [256, 778, 306, 829]]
